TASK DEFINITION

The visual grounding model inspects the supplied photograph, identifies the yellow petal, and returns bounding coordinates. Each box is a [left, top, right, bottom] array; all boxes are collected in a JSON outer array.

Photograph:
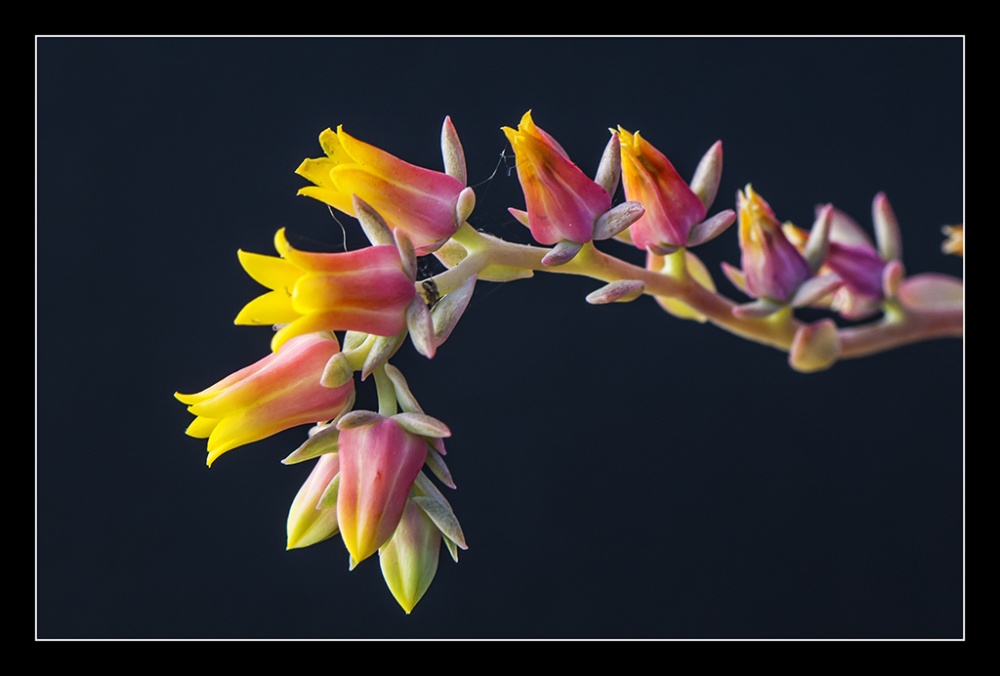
[[237, 249, 301, 291], [185, 415, 219, 438], [296, 185, 354, 215], [234, 290, 299, 326], [294, 156, 339, 190], [318, 127, 352, 164], [271, 313, 340, 353]]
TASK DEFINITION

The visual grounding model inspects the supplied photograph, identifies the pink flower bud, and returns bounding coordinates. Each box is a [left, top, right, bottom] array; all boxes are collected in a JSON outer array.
[[618, 127, 707, 252], [502, 111, 612, 245], [736, 185, 812, 304], [335, 416, 428, 564]]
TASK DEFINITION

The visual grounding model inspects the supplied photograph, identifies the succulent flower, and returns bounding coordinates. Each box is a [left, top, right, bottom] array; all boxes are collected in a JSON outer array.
[[618, 128, 734, 254], [296, 121, 473, 255], [175, 334, 354, 466], [335, 414, 433, 565], [503, 111, 613, 248], [235, 228, 416, 352]]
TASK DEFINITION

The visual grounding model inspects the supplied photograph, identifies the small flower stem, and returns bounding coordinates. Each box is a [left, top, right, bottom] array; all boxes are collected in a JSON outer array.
[[372, 365, 398, 417]]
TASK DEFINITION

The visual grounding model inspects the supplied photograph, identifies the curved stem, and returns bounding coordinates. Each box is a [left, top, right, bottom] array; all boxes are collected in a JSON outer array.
[[424, 224, 962, 361]]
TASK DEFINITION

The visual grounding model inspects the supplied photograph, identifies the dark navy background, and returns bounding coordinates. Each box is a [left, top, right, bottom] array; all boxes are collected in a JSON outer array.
[[36, 37, 964, 639]]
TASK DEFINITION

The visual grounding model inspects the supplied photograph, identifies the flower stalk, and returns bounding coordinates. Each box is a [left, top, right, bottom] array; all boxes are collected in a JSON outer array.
[[176, 111, 962, 614]]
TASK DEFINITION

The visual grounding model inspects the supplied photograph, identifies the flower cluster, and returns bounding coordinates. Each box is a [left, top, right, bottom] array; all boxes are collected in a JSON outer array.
[[177, 111, 962, 614], [177, 119, 473, 612]]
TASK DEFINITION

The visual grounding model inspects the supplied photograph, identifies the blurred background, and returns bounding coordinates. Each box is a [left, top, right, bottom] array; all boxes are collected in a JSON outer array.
[[36, 37, 964, 639]]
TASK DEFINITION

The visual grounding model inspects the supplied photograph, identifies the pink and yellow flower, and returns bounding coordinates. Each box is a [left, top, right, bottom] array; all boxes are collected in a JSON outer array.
[[235, 228, 416, 353], [503, 111, 612, 245], [336, 415, 429, 564], [617, 127, 708, 252], [296, 125, 468, 255], [175, 334, 354, 467]]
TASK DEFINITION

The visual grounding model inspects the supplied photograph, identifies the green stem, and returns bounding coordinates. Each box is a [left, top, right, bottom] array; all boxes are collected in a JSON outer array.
[[372, 365, 398, 417]]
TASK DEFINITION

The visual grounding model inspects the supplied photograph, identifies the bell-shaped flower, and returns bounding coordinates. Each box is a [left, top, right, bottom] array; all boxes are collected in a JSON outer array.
[[286, 452, 341, 550], [734, 185, 813, 305], [335, 414, 431, 565], [175, 334, 355, 467], [502, 111, 613, 247], [618, 128, 734, 254], [235, 228, 417, 352], [296, 123, 472, 255]]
